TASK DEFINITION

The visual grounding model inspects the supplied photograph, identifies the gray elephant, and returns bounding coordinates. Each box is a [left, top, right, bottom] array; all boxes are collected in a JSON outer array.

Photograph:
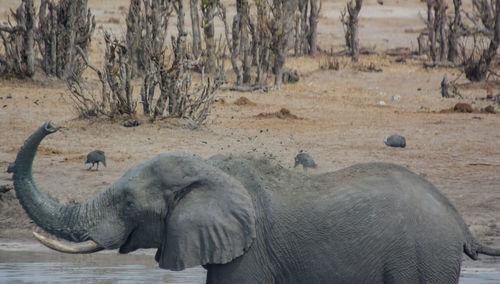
[[13, 122, 500, 283]]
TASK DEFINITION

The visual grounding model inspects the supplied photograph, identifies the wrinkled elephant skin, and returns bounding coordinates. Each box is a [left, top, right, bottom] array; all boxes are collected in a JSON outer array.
[[13, 122, 500, 283]]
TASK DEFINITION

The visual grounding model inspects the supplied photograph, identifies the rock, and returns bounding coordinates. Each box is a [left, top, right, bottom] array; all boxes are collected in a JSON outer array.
[[0, 184, 13, 193], [123, 120, 140, 127], [282, 68, 300, 83], [482, 105, 496, 114]]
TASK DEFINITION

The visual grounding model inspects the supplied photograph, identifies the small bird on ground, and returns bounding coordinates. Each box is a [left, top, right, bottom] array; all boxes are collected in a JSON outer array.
[[4, 162, 15, 173], [384, 135, 406, 148], [85, 150, 106, 171], [294, 152, 317, 170]]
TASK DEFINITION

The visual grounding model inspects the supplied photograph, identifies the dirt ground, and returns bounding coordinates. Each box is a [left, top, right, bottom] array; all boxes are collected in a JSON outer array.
[[0, 0, 499, 255]]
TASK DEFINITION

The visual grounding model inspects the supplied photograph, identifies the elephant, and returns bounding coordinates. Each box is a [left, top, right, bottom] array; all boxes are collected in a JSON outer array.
[[12, 122, 500, 283]]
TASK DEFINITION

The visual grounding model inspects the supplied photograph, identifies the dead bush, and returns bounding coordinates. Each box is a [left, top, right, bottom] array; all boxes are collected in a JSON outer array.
[[0, 0, 36, 77], [319, 56, 340, 70], [38, 0, 95, 79], [141, 33, 224, 125], [67, 33, 136, 119]]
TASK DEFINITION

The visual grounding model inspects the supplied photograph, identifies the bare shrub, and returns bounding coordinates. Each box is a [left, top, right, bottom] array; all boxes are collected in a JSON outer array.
[[145, 33, 223, 124], [420, 0, 448, 64], [448, 0, 464, 63], [268, 0, 299, 89], [319, 55, 340, 70], [462, 0, 500, 81], [67, 33, 136, 119], [217, 0, 252, 85], [294, 0, 321, 56], [217, 0, 299, 89], [126, 0, 172, 78], [38, 0, 95, 79], [202, 0, 217, 74], [0, 0, 36, 77], [190, 0, 202, 58], [341, 0, 363, 62]]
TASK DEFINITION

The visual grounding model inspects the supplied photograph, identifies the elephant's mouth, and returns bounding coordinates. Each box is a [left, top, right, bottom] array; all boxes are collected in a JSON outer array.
[[118, 228, 140, 254], [33, 232, 104, 254]]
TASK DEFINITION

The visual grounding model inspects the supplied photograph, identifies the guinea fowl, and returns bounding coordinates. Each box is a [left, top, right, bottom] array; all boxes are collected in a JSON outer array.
[[294, 152, 317, 170], [85, 150, 106, 171], [384, 135, 406, 148]]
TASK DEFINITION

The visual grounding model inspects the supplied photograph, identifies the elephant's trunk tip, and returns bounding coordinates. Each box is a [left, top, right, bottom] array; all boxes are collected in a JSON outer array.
[[43, 121, 63, 133]]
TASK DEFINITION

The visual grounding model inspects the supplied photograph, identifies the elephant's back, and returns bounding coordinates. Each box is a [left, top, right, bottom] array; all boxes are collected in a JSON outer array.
[[209, 157, 471, 283], [313, 162, 469, 233], [274, 163, 470, 282]]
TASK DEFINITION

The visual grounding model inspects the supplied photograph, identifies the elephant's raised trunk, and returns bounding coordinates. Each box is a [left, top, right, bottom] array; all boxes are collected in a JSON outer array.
[[13, 122, 96, 244]]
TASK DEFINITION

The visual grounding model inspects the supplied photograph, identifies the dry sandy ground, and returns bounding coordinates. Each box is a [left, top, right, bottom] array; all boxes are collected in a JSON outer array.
[[0, 0, 499, 262]]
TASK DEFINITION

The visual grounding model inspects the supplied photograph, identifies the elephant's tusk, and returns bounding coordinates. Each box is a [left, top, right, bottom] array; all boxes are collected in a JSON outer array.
[[33, 231, 104, 254]]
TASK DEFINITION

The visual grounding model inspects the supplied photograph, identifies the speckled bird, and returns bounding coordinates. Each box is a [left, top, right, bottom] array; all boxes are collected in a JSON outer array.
[[384, 135, 406, 148], [85, 150, 107, 171], [294, 152, 317, 170]]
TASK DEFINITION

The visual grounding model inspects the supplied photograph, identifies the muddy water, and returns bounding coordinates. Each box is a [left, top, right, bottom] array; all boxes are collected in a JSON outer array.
[[0, 242, 499, 283], [0, 242, 206, 283]]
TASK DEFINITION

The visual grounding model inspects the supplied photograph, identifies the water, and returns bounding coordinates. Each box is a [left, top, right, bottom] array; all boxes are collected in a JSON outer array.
[[461, 257, 500, 284], [0, 242, 206, 284], [0, 242, 498, 283]]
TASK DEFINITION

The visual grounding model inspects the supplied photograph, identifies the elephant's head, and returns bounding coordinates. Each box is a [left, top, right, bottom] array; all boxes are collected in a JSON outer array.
[[13, 122, 256, 270]]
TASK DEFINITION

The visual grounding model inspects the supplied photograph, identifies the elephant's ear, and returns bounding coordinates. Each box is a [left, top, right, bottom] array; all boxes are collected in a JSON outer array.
[[159, 177, 256, 271]]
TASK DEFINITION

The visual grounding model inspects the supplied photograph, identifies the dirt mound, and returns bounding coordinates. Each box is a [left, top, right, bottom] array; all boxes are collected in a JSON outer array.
[[440, 103, 475, 113], [234, 97, 256, 106], [481, 105, 496, 114], [0, 184, 13, 193], [454, 103, 474, 113], [256, 108, 300, 119]]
